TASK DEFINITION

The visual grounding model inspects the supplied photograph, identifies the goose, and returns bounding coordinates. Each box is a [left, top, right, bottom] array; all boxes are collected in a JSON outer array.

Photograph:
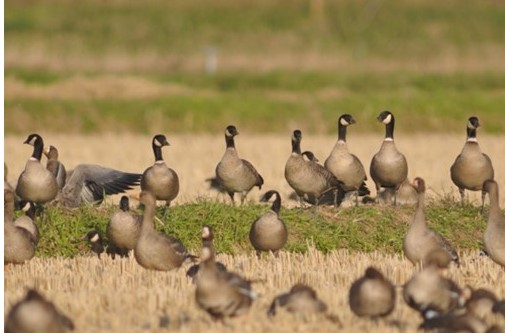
[[16, 134, 58, 205], [186, 225, 227, 282], [14, 201, 39, 246], [285, 129, 342, 208], [4, 189, 36, 264], [83, 230, 105, 259], [141, 134, 179, 207], [325, 114, 369, 206], [370, 111, 408, 205], [249, 190, 288, 257], [464, 288, 498, 320], [403, 249, 463, 318], [348, 266, 396, 318], [376, 177, 418, 206], [215, 125, 264, 205], [134, 191, 191, 271], [106, 195, 142, 257], [403, 177, 459, 266], [44, 145, 67, 190], [267, 283, 327, 317], [302, 151, 319, 163], [450, 117, 494, 209], [5, 289, 74, 333], [482, 180, 505, 267], [195, 244, 256, 320]]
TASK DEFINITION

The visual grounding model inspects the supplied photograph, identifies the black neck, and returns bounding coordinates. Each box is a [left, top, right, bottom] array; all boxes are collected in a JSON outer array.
[[385, 118, 395, 140], [32, 137, 44, 160], [225, 135, 235, 148], [153, 144, 164, 162], [271, 193, 281, 214], [338, 123, 347, 142], [291, 139, 301, 154], [467, 127, 477, 140]]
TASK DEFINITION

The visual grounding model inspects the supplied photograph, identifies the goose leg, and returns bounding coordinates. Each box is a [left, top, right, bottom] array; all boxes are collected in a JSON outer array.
[[459, 188, 465, 205], [480, 190, 486, 214], [240, 192, 247, 205], [227, 192, 235, 205], [297, 193, 305, 208]]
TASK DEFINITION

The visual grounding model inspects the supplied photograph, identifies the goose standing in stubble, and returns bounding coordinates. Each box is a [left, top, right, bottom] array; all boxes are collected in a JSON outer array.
[[215, 125, 264, 205], [267, 284, 327, 317], [141, 134, 179, 208], [451, 117, 494, 209], [370, 111, 408, 205], [482, 180, 505, 267], [325, 114, 369, 206], [106, 195, 142, 257], [403, 177, 459, 266], [16, 134, 58, 205], [285, 130, 341, 208], [249, 190, 288, 257]]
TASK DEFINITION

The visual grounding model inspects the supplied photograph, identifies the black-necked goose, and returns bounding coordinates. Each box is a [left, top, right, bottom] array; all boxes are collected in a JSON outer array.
[[267, 283, 327, 317], [370, 111, 408, 205], [249, 190, 288, 257], [16, 134, 58, 205], [482, 180, 505, 267], [215, 125, 264, 205], [141, 134, 180, 207], [106, 195, 142, 257], [451, 117, 494, 209], [83, 230, 105, 259]]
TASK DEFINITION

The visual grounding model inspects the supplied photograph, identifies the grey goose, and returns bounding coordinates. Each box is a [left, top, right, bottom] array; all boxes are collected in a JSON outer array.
[[267, 284, 327, 317], [106, 195, 142, 257], [482, 180, 505, 267]]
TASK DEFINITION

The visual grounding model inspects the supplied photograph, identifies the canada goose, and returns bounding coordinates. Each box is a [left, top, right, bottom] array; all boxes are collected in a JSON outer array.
[[141, 134, 180, 207], [482, 180, 505, 267], [5, 289, 74, 333], [267, 283, 327, 317], [106, 195, 142, 257], [4, 189, 36, 264], [249, 190, 288, 257], [403, 177, 459, 266], [285, 129, 342, 208], [14, 201, 39, 246], [376, 177, 418, 206], [195, 245, 256, 320], [16, 134, 58, 204], [348, 266, 396, 318], [325, 114, 369, 206], [215, 125, 264, 205], [403, 249, 463, 318], [44, 145, 67, 190], [419, 311, 489, 333], [302, 151, 319, 163], [134, 191, 190, 271], [83, 230, 105, 259], [370, 111, 408, 205], [451, 117, 494, 209], [186, 225, 227, 282]]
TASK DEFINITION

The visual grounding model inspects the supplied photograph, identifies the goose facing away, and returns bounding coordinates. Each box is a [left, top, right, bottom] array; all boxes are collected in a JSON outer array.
[[403, 177, 459, 266], [5, 289, 74, 333], [215, 125, 264, 205], [482, 180, 505, 267], [249, 190, 288, 256], [106, 195, 142, 256], [141, 134, 180, 207], [134, 191, 190, 271], [324, 114, 368, 205], [450, 117, 494, 208], [267, 284, 327, 317], [370, 111, 408, 205], [348, 266, 396, 318], [285, 129, 342, 207], [44, 145, 67, 190], [16, 134, 58, 204]]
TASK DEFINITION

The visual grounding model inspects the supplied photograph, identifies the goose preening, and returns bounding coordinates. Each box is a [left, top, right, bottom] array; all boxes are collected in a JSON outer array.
[[403, 177, 459, 266], [5, 289, 74, 333], [482, 180, 505, 268], [370, 111, 408, 205], [324, 114, 369, 206], [285, 129, 341, 208], [450, 116, 494, 209], [215, 125, 264, 205], [16, 134, 58, 205], [249, 190, 288, 257], [348, 266, 396, 318], [106, 195, 142, 258], [141, 134, 180, 207], [267, 283, 327, 317], [83, 230, 105, 259]]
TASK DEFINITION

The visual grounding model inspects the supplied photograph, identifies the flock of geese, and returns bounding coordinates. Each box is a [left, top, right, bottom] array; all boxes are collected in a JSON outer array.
[[4, 111, 505, 333]]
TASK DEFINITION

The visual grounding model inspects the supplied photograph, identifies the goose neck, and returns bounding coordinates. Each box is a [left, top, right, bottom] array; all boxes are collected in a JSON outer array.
[[384, 118, 395, 140], [291, 139, 301, 155], [141, 204, 156, 232], [153, 144, 164, 162], [32, 138, 44, 161], [271, 194, 281, 214], [225, 135, 235, 149], [338, 123, 347, 142]]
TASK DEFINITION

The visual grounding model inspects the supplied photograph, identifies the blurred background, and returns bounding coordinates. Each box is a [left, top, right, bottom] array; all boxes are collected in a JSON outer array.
[[4, 0, 505, 135]]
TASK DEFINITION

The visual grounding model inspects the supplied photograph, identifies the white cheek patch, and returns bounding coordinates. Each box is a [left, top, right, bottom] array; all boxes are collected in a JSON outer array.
[[225, 129, 232, 137], [467, 121, 476, 130], [90, 234, 100, 242], [340, 118, 350, 126], [382, 114, 392, 124], [154, 138, 163, 147]]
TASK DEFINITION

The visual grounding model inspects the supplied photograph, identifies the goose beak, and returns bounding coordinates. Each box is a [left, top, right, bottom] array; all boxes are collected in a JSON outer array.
[[43, 146, 50, 157]]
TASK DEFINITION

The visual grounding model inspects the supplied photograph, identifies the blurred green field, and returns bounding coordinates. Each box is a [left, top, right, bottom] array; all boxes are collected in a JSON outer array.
[[5, 0, 505, 134]]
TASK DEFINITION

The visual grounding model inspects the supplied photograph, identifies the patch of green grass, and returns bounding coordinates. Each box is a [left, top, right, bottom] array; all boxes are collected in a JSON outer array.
[[25, 200, 489, 258]]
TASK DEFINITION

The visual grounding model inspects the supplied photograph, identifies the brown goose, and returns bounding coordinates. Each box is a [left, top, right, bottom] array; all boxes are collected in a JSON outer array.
[[16, 134, 58, 205], [186, 225, 227, 282], [285, 129, 341, 208], [370, 111, 408, 205], [376, 177, 418, 206], [482, 180, 505, 267], [4, 189, 36, 264], [451, 117, 494, 209], [106, 195, 142, 257], [249, 190, 288, 257], [141, 134, 179, 207], [267, 284, 327, 317], [325, 114, 369, 206], [215, 125, 264, 205], [403, 177, 459, 266], [5, 289, 74, 333], [134, 191, 190, 271], [44, 145, 67, 190], [348, 266, 396, 318], [195, 244, 256, 320]]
